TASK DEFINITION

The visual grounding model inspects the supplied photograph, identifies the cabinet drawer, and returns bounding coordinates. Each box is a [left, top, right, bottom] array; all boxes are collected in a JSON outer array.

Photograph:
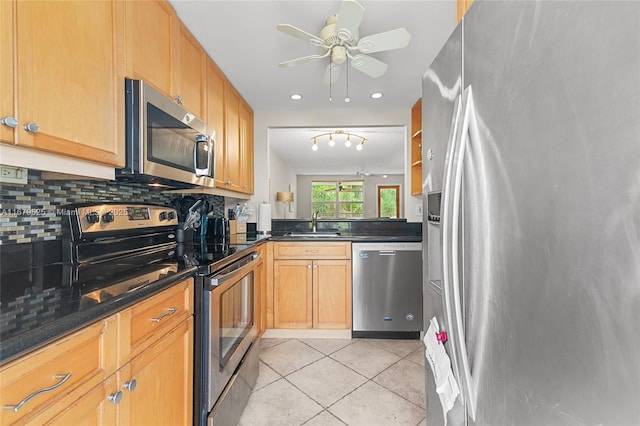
[[273, 242, 351, 259], [0, 320, 111, 425], [128, 278, 193, 358]]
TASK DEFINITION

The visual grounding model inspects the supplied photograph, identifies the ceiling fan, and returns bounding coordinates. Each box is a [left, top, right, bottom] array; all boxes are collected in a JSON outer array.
[[277, 0, 411, 84]]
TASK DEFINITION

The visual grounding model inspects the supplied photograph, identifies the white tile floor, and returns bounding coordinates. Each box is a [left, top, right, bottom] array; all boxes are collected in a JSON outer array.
[[238, 338, 427, 426]]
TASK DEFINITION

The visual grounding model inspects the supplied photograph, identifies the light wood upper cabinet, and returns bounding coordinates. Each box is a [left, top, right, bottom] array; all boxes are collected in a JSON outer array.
[[6, 0, 124, 166], [206, 57, 226, 154], [124, 0, 178, 100], [176, 23, 206, 118], [0, 0, 14, 145], [240, 99, 255, 194], [221, 84, 243, 192], [457, 0, 474, 23], [125, 0, 205, 118], [411, 98, 423, 196]]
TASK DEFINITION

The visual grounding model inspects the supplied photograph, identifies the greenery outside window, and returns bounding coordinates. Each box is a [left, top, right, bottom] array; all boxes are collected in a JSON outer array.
[[311, 181, 363, 218]]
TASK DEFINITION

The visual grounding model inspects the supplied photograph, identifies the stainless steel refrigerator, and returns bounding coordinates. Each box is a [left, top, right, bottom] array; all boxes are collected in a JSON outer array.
[[422, 1, 640, 425]]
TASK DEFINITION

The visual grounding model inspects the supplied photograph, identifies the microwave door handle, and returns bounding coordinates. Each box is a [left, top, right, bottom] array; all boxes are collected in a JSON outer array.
[[194, 134, 210, 177]]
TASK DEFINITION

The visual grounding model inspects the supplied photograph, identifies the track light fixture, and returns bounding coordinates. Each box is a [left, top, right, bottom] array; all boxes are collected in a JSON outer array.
[[310, 129, 366, 151]]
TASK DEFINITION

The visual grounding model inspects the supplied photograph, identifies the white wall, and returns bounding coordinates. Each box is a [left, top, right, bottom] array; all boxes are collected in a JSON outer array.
[[247, 108, 422, 222]]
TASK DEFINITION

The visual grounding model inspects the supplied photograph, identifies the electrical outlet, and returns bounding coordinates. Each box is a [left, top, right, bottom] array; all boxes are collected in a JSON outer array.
[[0, 165, 28, 184], [416, 204, 423, 216]]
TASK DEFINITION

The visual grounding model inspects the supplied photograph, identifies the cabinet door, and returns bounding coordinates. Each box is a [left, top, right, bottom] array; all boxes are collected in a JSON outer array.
[[15, 0, 124, 166], [273, 260, 313, 328], [207, 59, 227, 188], [0, 0, 14, 145], [313, 260, 352, 329], [239, 99, 254, 194], [176, 23, 206, 118], [124, 318, 193, 426], [125, 0, 177, 98], [0, 318, 114, 425], [47, 374, 119, 426], [223, 84, 242, 191]]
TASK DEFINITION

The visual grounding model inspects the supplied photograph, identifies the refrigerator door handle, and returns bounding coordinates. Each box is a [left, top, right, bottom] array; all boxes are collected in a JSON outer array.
[[451, 85, 479, 421], [440, 92, 464, 394]]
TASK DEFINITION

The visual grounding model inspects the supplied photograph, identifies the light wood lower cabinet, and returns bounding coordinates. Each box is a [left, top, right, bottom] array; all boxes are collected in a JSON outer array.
[[0, 278, 194, 425], [272, 242, 352, 330], [122, 317, 193, 425]]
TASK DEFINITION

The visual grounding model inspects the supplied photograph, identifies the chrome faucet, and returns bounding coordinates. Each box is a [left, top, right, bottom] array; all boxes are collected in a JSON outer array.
[[311, 211, 319, 233]]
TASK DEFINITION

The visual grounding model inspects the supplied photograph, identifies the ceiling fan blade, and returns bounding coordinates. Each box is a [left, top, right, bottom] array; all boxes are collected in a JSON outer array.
[[336, 0, 365, 42], [356, 28, 411, 54], [277, 24, 325, 47], [323, 63, 342, 85], [350, 54, 388, 78], [279, 53, 327, 68]]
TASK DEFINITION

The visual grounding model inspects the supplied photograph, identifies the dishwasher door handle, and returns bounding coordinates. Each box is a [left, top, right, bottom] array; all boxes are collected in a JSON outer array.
[[378, 250, 396, 256]]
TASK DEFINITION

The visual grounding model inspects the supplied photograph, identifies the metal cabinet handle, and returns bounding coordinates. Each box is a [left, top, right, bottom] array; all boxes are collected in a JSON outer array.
[[173, 95, 184, 105], [307, 264, 312, 269], [304, 249, 319, 253], [123, 379, 137, 392], [313, 264, 318, 269], [150, 307, 177, 323], [108, 391, 123, 405], [0, 116, 18, 128], [23, 122, 39, 133], [3, 373, 71, 412]]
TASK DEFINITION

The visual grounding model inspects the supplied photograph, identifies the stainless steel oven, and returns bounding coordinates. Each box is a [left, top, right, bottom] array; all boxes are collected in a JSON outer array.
[[202, 251, 260, 425]]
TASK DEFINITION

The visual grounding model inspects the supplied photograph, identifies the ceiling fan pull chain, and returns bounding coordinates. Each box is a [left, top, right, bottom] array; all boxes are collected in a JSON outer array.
[[329, 57, 333, 102], [345, 60, 350, 103]]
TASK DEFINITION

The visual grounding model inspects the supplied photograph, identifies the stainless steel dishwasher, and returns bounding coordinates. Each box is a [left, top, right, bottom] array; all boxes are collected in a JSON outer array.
[[352, 242, 423, 338]]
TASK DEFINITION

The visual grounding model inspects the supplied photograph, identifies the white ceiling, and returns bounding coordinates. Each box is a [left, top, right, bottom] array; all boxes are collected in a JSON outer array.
[[168, 0, 457, 174], [269, 126, 406, 175]]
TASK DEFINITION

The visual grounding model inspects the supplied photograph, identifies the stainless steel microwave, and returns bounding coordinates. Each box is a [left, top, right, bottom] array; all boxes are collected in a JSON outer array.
[[117, 79, 214, 188]]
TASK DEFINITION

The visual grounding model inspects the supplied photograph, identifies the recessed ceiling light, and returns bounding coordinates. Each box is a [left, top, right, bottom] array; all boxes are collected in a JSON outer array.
[[370, 92, 383, 99], [290, 94, 302, 100]]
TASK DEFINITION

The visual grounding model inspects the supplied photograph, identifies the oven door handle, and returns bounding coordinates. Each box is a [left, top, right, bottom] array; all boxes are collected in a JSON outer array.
[[207, 252, 259, 289]]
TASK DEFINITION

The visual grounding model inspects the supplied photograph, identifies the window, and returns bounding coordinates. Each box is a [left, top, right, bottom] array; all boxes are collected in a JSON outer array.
[[311, 181, 363, 218], [378, 185, 400, 218]]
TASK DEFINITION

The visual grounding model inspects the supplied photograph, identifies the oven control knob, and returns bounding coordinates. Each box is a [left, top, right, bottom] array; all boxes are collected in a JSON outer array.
[[159, 211, 168, 221], [86, 212, 100, 223], [102, 211, 115, 223], [167, 211, 176, 220]]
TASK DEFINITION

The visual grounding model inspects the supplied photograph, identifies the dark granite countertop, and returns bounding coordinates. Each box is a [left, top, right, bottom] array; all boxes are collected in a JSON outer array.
[[0, 236, 267, 365], [0, 267, 197, 365]]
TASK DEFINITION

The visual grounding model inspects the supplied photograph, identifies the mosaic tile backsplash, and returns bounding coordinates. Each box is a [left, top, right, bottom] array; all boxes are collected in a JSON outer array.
[[0, 171, 224, 245]]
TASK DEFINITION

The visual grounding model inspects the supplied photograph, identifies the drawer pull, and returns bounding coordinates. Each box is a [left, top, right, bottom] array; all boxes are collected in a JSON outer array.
[[3, 373, 71, 413], [304, 249, 319, 253], [151, 307, 177, 323]]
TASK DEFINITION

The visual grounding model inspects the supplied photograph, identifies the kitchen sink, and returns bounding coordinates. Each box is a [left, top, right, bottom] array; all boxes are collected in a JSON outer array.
[[284, 232, 341, 237]]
